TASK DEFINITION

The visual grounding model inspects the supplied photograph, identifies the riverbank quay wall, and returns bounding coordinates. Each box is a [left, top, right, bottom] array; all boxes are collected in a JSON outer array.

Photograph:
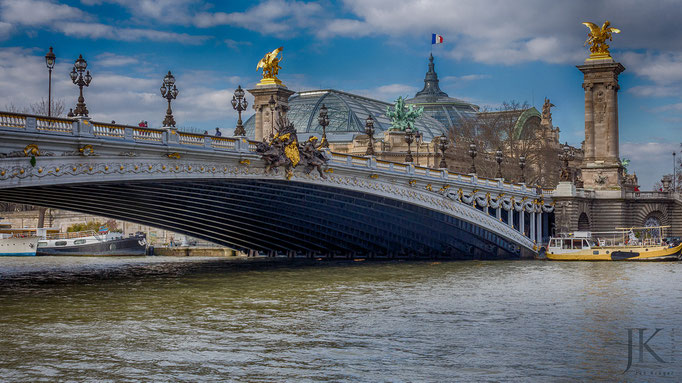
[[0, 112, 554, 259], [550, 185, 682, 236]]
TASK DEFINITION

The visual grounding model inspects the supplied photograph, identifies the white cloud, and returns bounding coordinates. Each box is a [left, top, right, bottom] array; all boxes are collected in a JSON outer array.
[[352, 83, 418, 102], [621, 51, 682, 85], [57, 22, 210, 44], [628, 85, 678, 98], [80, 0, 199, 24], [654, 102, 682, 113], [0, 21, 12, 39], [443, 74, 491, 82], [193, 0, 323, 36], [621, 141, 680, 189], [95, 52, 139, 67], [224, 39, 252, 50], [0, 0, 86, 26]]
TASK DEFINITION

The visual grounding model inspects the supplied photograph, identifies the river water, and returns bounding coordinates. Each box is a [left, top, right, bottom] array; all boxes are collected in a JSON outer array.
[[0, 257, 680, 382]]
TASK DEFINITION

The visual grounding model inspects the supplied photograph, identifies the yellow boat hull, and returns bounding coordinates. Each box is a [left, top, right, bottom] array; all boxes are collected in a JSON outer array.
[[546, 243, 682, 261]]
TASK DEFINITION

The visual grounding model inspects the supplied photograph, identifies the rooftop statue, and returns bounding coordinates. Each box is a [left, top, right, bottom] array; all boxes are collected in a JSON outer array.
[[386, 96, 423, 132], [542, 98, 555, 124], [582, 21, 621, 60], [256, 47, 284, 86]]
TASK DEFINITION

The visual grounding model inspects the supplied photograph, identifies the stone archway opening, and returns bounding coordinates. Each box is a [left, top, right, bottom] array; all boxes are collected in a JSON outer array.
[[644, 212, 664, 238], [578, 212, 590, 231]]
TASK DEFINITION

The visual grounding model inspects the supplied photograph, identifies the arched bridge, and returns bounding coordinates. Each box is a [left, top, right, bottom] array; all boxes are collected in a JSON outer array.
[[0, 112, 554, 259]]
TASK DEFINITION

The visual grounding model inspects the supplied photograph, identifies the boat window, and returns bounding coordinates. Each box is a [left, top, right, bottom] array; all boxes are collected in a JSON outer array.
[[583, 240, 590, 248], [573, 239, 582, 249], [74, 239, 86, 245], [562, 240, 571, 249], [37, 242, 47, 246], [55, 241, 67, 246]]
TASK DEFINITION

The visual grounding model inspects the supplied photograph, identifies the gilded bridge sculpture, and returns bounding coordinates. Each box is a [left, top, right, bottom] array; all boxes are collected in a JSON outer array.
[[256, 47, 284, 86], [582, 20, 621, 60], [255, 116, 328, 179]]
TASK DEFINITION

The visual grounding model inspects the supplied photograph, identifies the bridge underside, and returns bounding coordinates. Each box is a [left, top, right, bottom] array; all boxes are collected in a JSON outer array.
[[0, 179, 525, 259]]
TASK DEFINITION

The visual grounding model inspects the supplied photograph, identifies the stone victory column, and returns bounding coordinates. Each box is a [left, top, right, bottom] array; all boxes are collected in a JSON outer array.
[[248, 47, 295, 141], [577, 21, 625, 191]]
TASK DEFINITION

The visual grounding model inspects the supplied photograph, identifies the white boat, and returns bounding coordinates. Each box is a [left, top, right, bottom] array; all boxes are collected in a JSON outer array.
[[37, 230, 147, 256], [0, 222, 39, 256]]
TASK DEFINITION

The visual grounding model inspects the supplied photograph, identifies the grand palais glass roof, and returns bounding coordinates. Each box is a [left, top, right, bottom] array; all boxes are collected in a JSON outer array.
[[243, 89, 447, 142]]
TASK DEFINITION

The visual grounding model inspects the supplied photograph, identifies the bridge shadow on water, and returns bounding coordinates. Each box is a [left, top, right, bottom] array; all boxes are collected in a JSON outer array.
[[0, 256, 530, 289]]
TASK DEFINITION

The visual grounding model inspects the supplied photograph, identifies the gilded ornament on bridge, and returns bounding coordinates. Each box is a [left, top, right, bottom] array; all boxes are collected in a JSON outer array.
[[583, 20, 620, 60], [256, 47, 284, 86]]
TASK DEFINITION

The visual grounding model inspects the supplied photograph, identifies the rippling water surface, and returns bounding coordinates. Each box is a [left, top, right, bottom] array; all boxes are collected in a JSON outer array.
[[0, 257, 680, 382]]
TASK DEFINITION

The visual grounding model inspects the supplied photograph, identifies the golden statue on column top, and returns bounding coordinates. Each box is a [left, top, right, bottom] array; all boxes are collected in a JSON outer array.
[[582, 21, 621, 60], [256, 47, 284, 86]]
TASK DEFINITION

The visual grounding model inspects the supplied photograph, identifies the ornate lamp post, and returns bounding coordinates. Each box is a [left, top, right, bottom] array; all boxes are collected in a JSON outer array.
[[45, 47, 56, 117], [365, 115, 375, 156], [160, 70, 178, 127], [67, 54, 92, 117], [495, 148, 504, 179], [673, 152, 677, 192], [318, 103, 330, 148], [519, 155, 527, 184], [231, 85, 248, 136], [438, 134, 449, 169], [415, 130, 423, 165], [404, 127, 415, 163], [468, 142, 477, 174]]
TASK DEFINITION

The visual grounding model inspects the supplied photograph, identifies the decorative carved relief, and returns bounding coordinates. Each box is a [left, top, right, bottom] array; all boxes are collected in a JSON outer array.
[[594, 90, 606, 123]]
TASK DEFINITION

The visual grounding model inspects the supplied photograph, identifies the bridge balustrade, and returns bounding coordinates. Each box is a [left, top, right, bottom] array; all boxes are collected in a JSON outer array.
[[133, 127, 163, 142], [92, 123, 126, 138], [178, 132, 205, 146], [0, 112, 26, 129]]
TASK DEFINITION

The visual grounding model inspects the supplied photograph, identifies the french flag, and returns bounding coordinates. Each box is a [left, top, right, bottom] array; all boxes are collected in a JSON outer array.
[[432, 34, 444, 44]]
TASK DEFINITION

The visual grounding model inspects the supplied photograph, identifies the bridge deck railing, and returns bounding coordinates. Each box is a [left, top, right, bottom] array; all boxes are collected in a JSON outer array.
[[0, 111, 538, 196]]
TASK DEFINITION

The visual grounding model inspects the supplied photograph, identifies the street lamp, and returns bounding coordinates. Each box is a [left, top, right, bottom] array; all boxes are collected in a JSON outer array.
[[438, 134, 449, 169], [318, 103, 330, 148], [365, 115, 375, 156], [160, 70, 179, 128], [673, 152, 677, 192], [67, 54, 92, 117], [495, 148, 504, 179], [45, 47, 56, 117], [468, 142, 477, 174], [519, 155, 526, 184], [415, 130, 423, 165], [404, 127, 415, 163], [231, 85, 248, 136]]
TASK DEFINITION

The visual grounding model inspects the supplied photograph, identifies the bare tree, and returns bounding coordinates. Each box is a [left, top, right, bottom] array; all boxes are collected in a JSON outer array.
[[29, 98, 65, 117]]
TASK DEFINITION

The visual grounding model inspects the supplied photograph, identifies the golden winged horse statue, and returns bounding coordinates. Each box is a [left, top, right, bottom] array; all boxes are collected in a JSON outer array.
[[582, 21, 620, 59], [256, 47, 284, 85]]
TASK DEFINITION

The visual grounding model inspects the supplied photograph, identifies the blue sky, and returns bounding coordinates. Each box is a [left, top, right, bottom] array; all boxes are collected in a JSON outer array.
[[0, 0, 680, 188]]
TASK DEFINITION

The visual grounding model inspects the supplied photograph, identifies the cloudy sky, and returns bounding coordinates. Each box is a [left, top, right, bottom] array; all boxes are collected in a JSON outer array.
[[0, 0, 680, 188]]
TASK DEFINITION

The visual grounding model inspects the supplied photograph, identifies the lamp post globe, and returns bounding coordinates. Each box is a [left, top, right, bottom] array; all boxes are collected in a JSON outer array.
[[468, 142, 477, 174], [365, 115, 375, 156], [519, 155, 526, 184], [68, 54, 92, 117], [438, 134, 449, 169], [495, 148, 504, 179], [44, 47, 56, 117], [160, 70, 178, 128], [318, 104, 330, 148], [231, 85, 248, 136]]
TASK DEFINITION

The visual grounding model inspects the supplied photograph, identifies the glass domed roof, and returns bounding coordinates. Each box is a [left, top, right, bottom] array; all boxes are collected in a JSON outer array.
[[243, 89, 447, 142], [405, 54, 479, 129]]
